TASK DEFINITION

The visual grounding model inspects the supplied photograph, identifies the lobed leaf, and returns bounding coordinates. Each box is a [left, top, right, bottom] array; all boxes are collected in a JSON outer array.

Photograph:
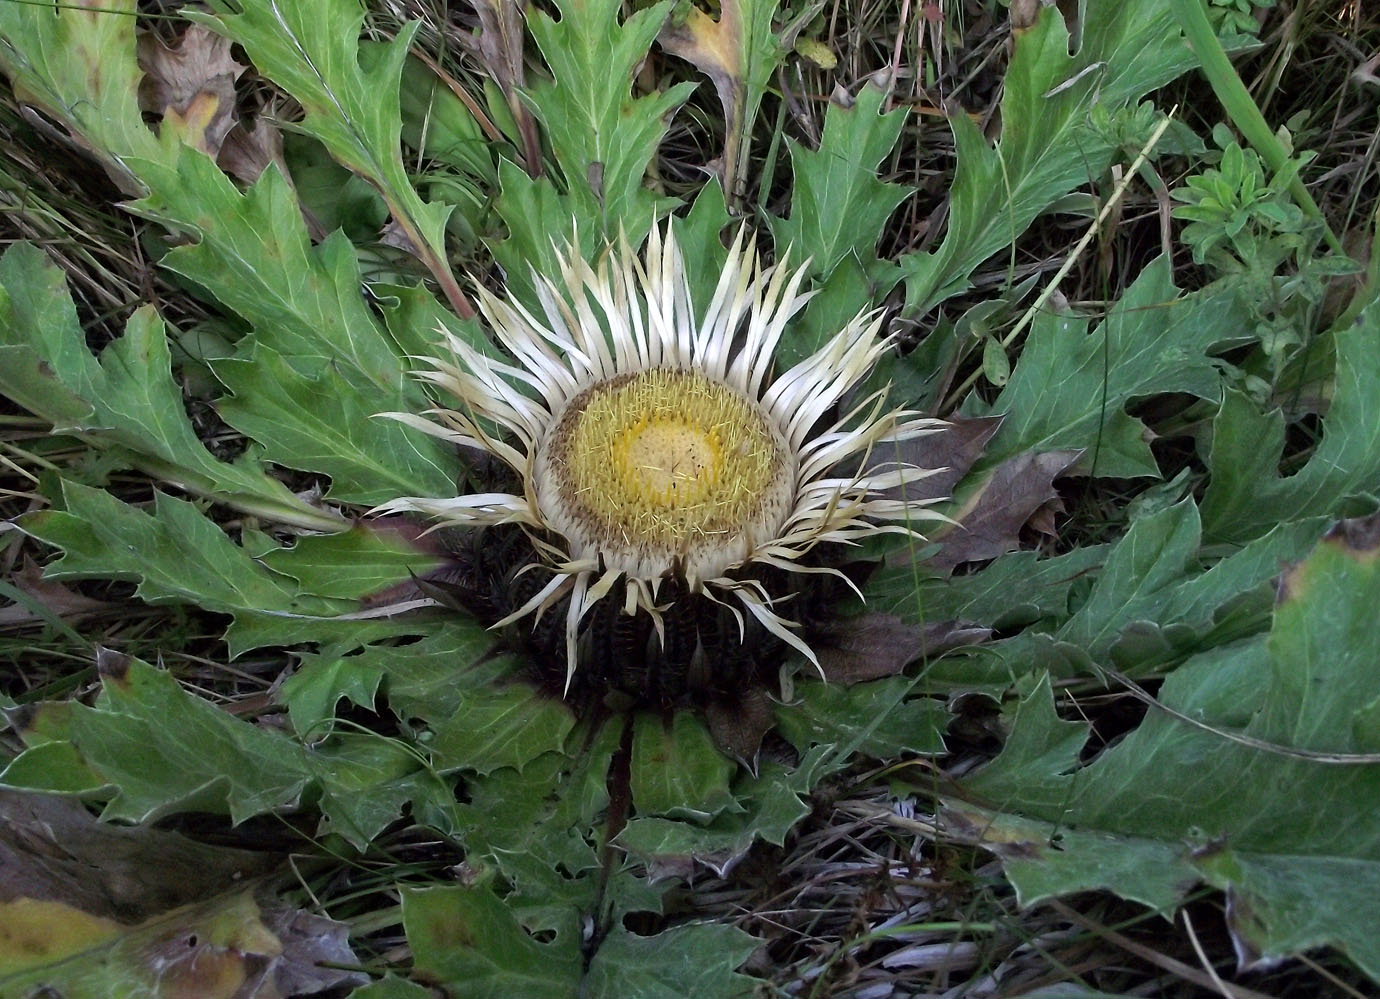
[[197, 0, 466, 313], [770, 86, 913, 365], [0, 243, 340, 531], [900, 0, 1197, 314], [491, 0, 692, 305], [1, 653, 422, 846], [1202, 303, 1380, 542], [954, 513, 1380, 978], [966, 257, 1248, 478]]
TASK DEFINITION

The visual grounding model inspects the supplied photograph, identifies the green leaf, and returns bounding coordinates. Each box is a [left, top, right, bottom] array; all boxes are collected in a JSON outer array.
[[968, 258, 1248, 478], [0, 244, 340, 531], [1202, 305, 1380, 542], [24, 481, 345, 621], [1, 654, 419, 845], [428, 722, 623, 938], [975, 503, 1321, 683], [0, 3, 460, 503], [0, 0, 158, 186], [957, 516, 1380, 979], [631, 712, 738, 822], [676, 181, 734, 316], [326, 624, 575, 776], [401, 885, 581, 999], [525, 0, 692, 232], [212, 342, 458, 504], [198, 1, 454, 294], [772, 86, 911, 283], [257, 525, 443, 601], [428, 687, 576, 776], [491, 0, 692, 303], [349, 976, 434, 999], [768, 86, 912, 365], [585, 922, 758, 999], [620, 747, 833, 867], [775, 676, 948, 759], [280, 654, 384, 741], [901, 0, 1197, 314], [867, 544, 1109, 631]]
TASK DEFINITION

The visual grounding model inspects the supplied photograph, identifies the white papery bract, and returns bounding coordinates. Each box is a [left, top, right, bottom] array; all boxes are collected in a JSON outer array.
[[376, 222, 948, 686]]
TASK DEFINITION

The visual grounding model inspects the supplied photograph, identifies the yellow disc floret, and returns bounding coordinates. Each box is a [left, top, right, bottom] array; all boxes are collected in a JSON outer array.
[[536, 368, 795, 579]]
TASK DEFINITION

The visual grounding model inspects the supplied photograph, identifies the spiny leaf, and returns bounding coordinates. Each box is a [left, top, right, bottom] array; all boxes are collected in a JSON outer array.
[[23, 481, 344, 621], [955, 513, 1380, 979], [135, 160, 407, 387], [974, 502, 1322, 683], [619, 747, 834, 876], [775, 676, 948, 760], [770, 86, 912, 365], [491, 0, 693, 303], [280, 654, 384, 741], [1, 654, 421, 846], [900, 0, 1196, 314], [584, 922, 759, 999], [333, 624, 574, 776], [212, 341, 458, 504], [401, 885, 581, 999], [0, 0, 461, 502], [868, 543, 1109, 632], [257, 525, 442, 602], [966, 257, 1248, 478], [1202, 303, 1380, 543], [197, 0, 470, 315], [0, 243, 340, 531], [630, 713, 737, 822], [771, 86, 911, 284]]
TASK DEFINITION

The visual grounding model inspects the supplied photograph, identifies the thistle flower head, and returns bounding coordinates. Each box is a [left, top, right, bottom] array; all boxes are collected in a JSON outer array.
[[376, 222, 947, 688]]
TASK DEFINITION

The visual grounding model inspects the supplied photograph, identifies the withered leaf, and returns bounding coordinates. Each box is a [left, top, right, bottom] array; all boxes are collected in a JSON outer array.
[[878, 415, 1002, 505], [0, 790, 276, 922], [467, 0, 542, 176], [927, 449, 1083, 571], [0, 557, 113, 626], [138, 24, 247, 157], [657, 0, 784, 200], [217, 120, 285, 186], [703, 687, 774, 771], [814, 613, 990, 684], [0, 793, 365, 996]]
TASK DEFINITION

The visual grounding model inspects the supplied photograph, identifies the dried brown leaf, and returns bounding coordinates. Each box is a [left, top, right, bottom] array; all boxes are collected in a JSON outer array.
[[703, 687, 774, 770], [0, 557, 113, 626], [928, 449, 1082, 572], [217, 120, 285, 185], [880, 415, 1002, 505], [814, 613, 990, 684], [138, 24, 247, 157], [468, 0, 542, 177], [0, 790, 276, 921], [0, 792, 364, 996]]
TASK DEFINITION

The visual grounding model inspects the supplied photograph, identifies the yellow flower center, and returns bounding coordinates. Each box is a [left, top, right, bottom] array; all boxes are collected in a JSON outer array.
[[536, 368, 794, 579]]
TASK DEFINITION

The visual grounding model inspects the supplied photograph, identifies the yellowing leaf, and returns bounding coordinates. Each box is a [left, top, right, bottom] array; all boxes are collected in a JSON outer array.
[[0, 898, 123, 975], [658, 0, 785, 203], [137, 24, 246, 156]]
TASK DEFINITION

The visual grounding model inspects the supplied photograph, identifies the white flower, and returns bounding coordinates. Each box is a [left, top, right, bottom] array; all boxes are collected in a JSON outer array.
[[376, 222, 947, 687]]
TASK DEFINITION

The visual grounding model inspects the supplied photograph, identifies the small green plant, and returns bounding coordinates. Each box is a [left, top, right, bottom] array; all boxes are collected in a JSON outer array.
[[1206, 0, 1274, 36], [1173, 129, 1359, 372]]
